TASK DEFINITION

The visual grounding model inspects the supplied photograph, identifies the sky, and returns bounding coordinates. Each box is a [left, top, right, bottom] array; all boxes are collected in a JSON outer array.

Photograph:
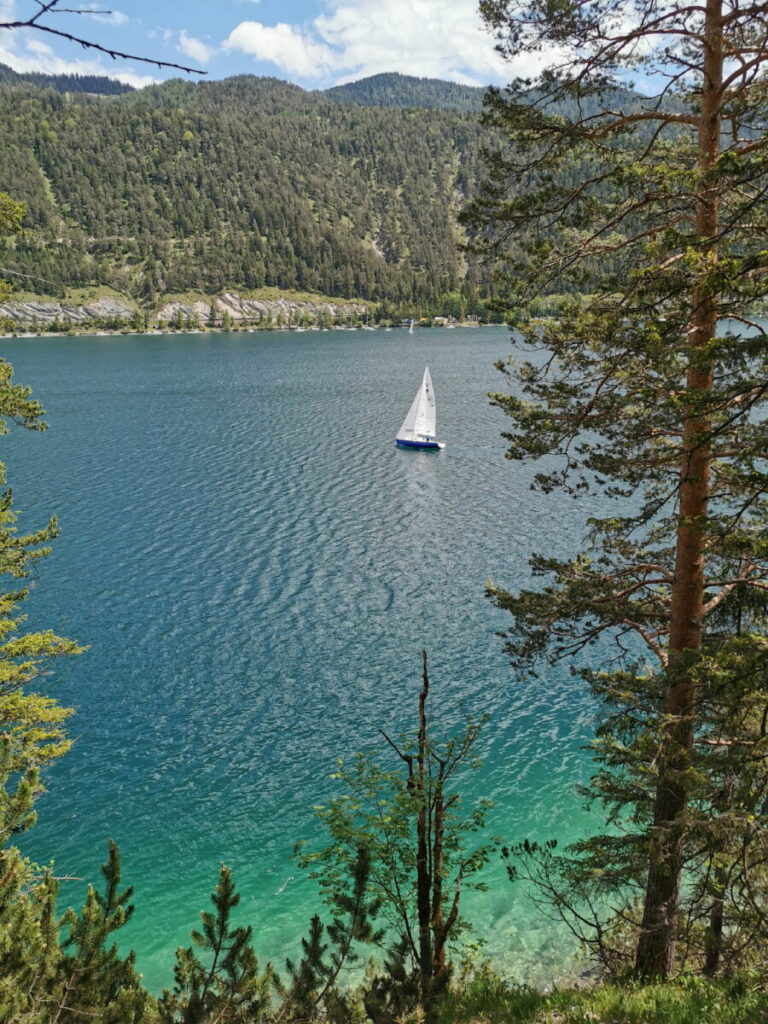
[[0, 0, 542, 91]]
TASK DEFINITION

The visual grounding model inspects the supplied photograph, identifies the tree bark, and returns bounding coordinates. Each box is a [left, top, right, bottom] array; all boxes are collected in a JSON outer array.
[[415, 651, 433, 1008], [635, 0, 723, 978], [703, 863, 727, 976]]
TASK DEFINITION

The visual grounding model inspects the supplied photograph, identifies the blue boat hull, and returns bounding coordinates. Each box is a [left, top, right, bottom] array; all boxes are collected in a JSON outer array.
[[395, 439, 442, 450]]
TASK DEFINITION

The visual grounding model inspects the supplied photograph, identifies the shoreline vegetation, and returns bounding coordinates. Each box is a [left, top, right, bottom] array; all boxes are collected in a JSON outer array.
[[6, 286, 765, 340], [0, 285, 574, 337], [0, 320, 494, 339]]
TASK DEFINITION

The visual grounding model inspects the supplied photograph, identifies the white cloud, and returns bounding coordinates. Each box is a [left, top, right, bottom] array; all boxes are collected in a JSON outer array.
[[317, 0, 506, 84], [223, 0, 559, 86], [26, 37, 53, 55], [0, 0, 128, 29], [147, 26, 174, 42], [0, 31, 157, 87], [178, 29, 215, 65], [101, 67, 157, 88], [83, 5, 130, 26], [224, 21, 337, 78]]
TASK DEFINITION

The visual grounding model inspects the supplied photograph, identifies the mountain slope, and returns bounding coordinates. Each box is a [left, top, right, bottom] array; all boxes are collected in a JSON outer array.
[[0, 61, 132, 95], [0, 71, 657, 310], [323, 72, 486, 112], [0, 75, 490, 309]]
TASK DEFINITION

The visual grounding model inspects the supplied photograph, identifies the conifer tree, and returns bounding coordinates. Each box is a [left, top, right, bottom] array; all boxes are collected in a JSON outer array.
[[362, 938, 420, 1024], [284, 846, 383, 1022], [0, 231, 82, 1010], [284, 915, 330, 1021], [469, 0, 768, 978], [54, 841, 146, 1024], [160, 865, 275, 1024]]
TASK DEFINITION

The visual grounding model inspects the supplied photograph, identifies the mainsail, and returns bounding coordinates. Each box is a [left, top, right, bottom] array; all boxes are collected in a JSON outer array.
[[397, 367, 437, 442]]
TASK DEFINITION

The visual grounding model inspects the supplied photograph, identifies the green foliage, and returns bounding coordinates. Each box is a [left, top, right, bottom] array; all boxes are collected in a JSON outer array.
[[0, 855, 60, 1022], [285, 914, 331, 1021], [285, 846, 384, 1022], [325, 846, 384, 966], [55, 841, 146, 1024], [0, 77, 492, 308], [0, 191, 24, 237], [324, 73, 485, 113], [0, 840, 144, 1023], [469, 0, 768, 980], [300, 655, 494, 1020], [0, 356, 80, 804], [159, 864, 275, 1024], [0, 191, 25, 302], [362, 937, 421, 1024], [0, 61, 132, 95], [448, 969, 768, 1024], [0, 358, 81, 783], [303, 735, 491, 947]]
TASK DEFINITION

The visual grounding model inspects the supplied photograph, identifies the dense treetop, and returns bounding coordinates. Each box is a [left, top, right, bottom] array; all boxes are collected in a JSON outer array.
[[0, 60, 132, 94], [0, 72, 497, 309], [0, 69, 654, 310], [322, 73, 486, 112]]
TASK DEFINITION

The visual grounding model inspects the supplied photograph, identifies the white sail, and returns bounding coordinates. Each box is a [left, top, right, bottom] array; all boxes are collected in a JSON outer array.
[[397, 367, 437, 441]]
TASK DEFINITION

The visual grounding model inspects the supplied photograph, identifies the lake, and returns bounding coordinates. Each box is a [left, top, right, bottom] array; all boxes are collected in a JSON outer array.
[[3, 326, 600, 991]]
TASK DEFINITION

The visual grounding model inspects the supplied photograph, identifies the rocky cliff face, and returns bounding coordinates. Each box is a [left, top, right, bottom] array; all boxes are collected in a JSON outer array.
[[0, 297, 135, 327], [157, 293, 367, 324], [0, 293, 369, 329]]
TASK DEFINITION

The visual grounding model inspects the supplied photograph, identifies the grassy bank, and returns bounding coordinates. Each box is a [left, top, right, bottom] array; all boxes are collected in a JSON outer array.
[[446, 972, 767, 1024]]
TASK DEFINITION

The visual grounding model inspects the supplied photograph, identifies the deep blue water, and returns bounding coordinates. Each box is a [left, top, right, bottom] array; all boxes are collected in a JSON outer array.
[[3, 327, 599, 990]]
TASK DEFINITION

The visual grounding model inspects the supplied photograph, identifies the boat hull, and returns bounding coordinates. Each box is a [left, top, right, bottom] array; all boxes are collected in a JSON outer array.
[[395, 438, 444, 450]]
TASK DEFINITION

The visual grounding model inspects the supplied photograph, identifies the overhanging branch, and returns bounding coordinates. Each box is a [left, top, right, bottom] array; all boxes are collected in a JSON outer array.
[[0, 0, 205, 75]]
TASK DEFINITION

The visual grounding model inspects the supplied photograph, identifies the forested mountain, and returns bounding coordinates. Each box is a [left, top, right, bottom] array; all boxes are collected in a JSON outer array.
[[323, 72, 485, 112], [0, 73, 495, 312], [0, 61, 132, 94], [0, 70, 653, 313]]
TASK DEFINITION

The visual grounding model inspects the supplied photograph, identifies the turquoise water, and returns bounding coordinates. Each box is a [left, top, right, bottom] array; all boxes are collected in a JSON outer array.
[[4, 327, 599, 990]]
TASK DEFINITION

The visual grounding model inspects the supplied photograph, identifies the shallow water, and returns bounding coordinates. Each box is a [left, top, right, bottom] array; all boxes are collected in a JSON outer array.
[[4, 327, 601, 990]]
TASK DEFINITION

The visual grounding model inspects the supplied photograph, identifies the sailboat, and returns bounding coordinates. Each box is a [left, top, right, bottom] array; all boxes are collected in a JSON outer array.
[[395, 367, 445, 450]]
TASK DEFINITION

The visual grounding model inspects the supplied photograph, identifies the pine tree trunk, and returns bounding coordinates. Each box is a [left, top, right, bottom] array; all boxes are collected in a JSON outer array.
[[432, 777, 446, 977], [704, 864, 727, 976], [415, 652, 434, 1010], [635, 0, 723, 978]]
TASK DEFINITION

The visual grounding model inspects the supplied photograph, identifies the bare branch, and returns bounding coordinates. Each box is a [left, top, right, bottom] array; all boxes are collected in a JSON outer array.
[[0, 0, 205, 75]]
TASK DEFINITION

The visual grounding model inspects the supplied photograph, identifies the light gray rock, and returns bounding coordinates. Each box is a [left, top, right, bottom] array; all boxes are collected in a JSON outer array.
[[0, 293, 369, 329], [0, 296, 135, 326]]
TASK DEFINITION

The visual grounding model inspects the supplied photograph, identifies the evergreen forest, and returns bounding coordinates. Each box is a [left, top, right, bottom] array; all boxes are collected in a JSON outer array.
[[322, 73, 486, 113], [0, 66, 650, 319], [0, 69, 494, 314]]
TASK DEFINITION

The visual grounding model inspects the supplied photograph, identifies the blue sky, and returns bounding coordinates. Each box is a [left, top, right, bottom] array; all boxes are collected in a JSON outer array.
[[0, 0, 545, 90]]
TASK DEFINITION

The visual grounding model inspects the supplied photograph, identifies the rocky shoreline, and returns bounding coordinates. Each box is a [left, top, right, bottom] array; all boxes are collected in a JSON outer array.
[[0, 292, 370, 330]]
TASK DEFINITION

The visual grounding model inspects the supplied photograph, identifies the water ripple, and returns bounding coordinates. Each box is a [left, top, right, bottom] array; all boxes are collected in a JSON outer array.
[[4, 328, 603, 990]]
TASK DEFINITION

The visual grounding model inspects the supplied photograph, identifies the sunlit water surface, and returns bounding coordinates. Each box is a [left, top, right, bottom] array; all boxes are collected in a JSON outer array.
[[4, 327, 603, 991]]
